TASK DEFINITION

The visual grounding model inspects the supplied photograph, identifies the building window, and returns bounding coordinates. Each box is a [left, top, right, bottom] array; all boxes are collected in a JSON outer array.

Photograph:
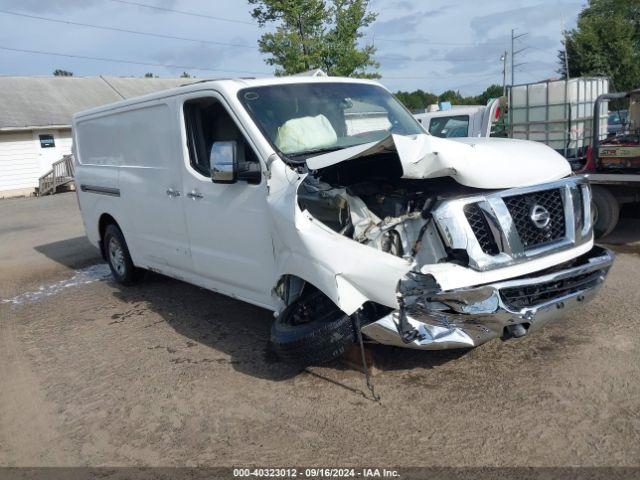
[[39, 134, 55, 148]]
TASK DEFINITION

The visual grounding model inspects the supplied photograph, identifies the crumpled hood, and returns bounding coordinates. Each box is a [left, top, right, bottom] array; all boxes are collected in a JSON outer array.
[[305, 133, 572, 189]]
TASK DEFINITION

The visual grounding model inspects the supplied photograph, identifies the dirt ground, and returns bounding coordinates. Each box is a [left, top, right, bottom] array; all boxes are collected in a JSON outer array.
[[0, 193, 639, 468]]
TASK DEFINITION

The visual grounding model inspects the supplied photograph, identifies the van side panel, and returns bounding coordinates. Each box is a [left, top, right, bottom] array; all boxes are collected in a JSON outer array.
[[75, 102, 192, 273], [74, 115, 121, 248]]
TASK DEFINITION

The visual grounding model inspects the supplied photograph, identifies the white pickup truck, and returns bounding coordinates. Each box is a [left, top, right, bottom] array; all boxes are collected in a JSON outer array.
[[73, 76, 613, 364], [414, 100, 503, 139]]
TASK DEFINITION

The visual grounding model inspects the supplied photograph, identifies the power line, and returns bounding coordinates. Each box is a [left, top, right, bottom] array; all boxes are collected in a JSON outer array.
[[427, 57, 504, 63], [377, 54, 504, 63], [511, 29, 528, 85], [382, 70, 501, 81], [0, 44, 498, 82], [0, 10, 510, 67], [109, 0, 254, 25], [108, 0, 505, 53], [0, 46, 270, 75], [449, 72, 502, 90], [374, 37, 508, 48], [0, 9, 501, 66], [110, 0, 506, 50], [0, 10, 257, 50], [521, 71, 542, 82], [105, 0, 509, 54], [0, 2, 506, 81]]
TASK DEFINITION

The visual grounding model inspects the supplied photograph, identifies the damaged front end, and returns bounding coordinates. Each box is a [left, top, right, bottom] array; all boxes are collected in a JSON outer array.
[[297, 172, 448, 266], [362, 246, 614, 349], [292, 135, 614, 350]]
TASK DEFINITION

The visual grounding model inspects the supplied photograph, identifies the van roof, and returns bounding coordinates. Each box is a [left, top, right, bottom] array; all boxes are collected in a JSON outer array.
[[73, 76, 384, 120]]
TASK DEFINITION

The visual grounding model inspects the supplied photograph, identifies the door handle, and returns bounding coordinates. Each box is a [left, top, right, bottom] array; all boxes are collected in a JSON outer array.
[[166, 188, 181, 198], [187, 190, 204, 200]]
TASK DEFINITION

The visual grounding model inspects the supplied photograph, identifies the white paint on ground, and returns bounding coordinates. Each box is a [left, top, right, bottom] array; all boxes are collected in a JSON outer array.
[[1, 263, 111, 306]]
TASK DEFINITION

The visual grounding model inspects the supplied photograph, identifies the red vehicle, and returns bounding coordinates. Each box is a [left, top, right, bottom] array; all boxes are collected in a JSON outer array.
[[580, 89, 640, 237]]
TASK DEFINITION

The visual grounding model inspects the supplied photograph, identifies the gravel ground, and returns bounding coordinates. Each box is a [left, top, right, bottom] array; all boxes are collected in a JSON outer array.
[[0, 193, 639, 468]]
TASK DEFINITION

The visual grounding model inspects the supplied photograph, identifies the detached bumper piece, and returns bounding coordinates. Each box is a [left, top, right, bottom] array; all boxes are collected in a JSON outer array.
[[361, 246, 614, 350]]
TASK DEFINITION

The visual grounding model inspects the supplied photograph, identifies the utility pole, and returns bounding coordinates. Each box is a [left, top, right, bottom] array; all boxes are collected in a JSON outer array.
[[501, 51, 507, 97], [511, 28, 528, 86]]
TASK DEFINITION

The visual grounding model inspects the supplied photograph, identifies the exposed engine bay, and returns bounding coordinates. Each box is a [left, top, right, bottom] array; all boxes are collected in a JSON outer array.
[[297, 151, 480, 266], [293, 150, 612, 354], [287, 129, 607, 358]]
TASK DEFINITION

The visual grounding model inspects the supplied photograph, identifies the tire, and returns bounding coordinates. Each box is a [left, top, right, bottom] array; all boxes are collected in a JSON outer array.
[[271, 291, 356, 365], [592, 186, 620, 238], [103, 224, 141, 285]]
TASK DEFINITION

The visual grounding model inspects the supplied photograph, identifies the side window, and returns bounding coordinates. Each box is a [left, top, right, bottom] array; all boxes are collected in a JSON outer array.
[[183, 98, 260, 180], [428, 115, 470, 138]]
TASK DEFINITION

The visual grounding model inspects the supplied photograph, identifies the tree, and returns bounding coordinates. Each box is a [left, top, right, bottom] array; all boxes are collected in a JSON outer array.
[[180, 71, 192, 78], [321, 0, 378, 78], [248, 0, 378, 77], [395, 89, 438, 111], [143, 72, 158, 78], [476, 84, 503, 105], [53, 69, 73, 77], [394, 84, 504, 112], [559, 0, 640, 92], [439, 90, 463, 104]]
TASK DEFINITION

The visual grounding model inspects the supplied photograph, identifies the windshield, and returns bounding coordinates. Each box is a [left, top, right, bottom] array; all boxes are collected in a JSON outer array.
[[238, 82, 423, 159]]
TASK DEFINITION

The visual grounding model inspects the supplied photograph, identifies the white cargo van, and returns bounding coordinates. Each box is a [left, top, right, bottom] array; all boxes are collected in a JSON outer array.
[[73, 76, 613, 364]]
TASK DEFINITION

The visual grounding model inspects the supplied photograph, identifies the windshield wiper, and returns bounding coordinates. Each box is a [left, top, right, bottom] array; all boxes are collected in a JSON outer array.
[[287, 146, 345, 160]]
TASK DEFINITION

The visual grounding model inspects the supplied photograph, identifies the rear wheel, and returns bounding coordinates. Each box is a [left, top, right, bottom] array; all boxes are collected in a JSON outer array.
[[271, 290, 356, 365], [103, 224, 141, 285], [592, 186, 620, 238]]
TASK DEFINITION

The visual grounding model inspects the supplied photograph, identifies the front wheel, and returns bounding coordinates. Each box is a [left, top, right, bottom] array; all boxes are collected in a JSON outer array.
[[592, 186, 620, 238], [271, 291, 356, 365], [103, 224, 141, 285]]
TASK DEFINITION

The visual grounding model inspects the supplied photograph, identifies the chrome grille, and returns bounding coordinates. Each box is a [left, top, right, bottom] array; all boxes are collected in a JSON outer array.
[[463, 204, 499, 255], [432, 177, 592, 272], [503, 189, 565, 250]]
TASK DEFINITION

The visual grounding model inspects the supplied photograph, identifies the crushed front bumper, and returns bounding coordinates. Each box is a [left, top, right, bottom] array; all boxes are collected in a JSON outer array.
[[361, 246, 614, 350]]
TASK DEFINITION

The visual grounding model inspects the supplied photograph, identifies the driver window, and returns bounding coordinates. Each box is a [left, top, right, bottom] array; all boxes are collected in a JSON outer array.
[[183, 98, 260, 178]]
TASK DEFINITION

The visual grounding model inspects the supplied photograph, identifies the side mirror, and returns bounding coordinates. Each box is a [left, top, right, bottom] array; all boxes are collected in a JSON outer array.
[[210, 141, 238, 184]]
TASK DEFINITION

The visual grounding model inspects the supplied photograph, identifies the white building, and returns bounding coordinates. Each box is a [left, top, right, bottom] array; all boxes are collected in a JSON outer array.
[[0, 75, 194, 198]]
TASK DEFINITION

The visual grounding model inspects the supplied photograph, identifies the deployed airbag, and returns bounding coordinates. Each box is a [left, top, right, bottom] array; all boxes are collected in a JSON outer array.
[[275, 114, 338, 154]]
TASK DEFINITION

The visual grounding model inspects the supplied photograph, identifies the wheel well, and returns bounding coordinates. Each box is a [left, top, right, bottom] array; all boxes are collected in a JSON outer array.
[[98, 213, 118, 239], [275, 275, 391, 327], [276, 274, 319, 306], [98, 213, 119, 260]]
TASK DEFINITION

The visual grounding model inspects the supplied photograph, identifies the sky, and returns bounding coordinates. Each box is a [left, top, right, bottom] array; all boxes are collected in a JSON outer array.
[[0, 0, 587, 95]]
